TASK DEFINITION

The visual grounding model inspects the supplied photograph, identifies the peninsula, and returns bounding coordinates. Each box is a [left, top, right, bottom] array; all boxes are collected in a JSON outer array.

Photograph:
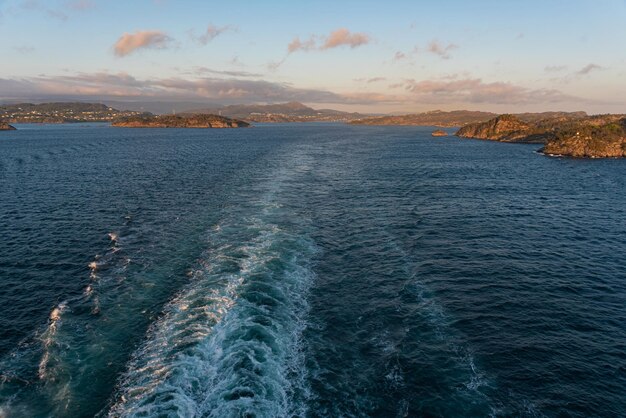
[[112, 114, 249, 128], [456, 114, 626, 158]]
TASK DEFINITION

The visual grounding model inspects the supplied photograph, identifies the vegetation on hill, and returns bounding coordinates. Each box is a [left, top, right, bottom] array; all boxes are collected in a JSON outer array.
[[112, 114, 250, 128]]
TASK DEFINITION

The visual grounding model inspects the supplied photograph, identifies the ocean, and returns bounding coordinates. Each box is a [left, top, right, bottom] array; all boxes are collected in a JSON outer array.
[[0, 123, 624, 417]]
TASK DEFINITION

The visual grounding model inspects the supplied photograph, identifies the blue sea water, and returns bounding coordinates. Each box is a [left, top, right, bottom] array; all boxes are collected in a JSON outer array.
[[0, 123, 624, 417]]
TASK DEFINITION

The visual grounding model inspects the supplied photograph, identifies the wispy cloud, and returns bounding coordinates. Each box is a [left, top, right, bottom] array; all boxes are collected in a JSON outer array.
[[577, 63, 603, 75], [354, 77, 387, 83], [13, 45, 35, 53], [427, 40, 458, 59], [113, 30, 173, 57], [392, 39, 459, 63], [288, 36, 316, 53], [191, 24, 234, 45], [192, 67, 263, 78]]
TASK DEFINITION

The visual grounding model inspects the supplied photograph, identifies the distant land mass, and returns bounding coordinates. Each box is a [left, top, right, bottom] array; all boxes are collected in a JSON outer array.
[[184, 102, 367, 123], [0, 122, 16, 130], [112, 114, 249, 128], [431, 129, 448, 137], [0, 102, 145, 123], [457, 114, 626, 158], [349, 110, 497, 127], [349, 110, 596, 128]]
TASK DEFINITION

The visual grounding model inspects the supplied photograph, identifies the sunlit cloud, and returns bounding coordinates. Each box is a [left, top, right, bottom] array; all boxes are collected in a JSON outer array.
[[113, 30, 173, 57], [321, 28, 370, 49], [287, 28, 370, 53]]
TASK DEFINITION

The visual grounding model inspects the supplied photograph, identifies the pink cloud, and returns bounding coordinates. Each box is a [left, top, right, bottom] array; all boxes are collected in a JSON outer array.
[[321, 28, 370, 49], [113, 30, 172, 57], [287, 28, 370, 53]]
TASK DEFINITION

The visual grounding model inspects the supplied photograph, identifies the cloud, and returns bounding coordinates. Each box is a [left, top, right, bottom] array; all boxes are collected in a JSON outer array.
[[287, 28, 370, 53], [393, 51, 407, 61], [577, 63, 603, 75], [13, 45, 35, 53], [113, 31, 173, 57], [192, 24, 234, 45], [0, 72, 373, 105], [354, 77, 387, 83], [427, 40, 458, 59], [288, 36, 316, 53], [192, 67, 263, 78], [401, 77, 574, 104], [545, 65, 567, 72], [321, 28, 370, 49]]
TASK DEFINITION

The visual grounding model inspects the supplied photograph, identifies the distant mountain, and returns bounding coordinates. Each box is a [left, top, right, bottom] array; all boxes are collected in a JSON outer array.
[[349, 110, 498, 127], [184, 102, 367, 122], [349, 110, 593, 128], [0, 102, 146, 123]]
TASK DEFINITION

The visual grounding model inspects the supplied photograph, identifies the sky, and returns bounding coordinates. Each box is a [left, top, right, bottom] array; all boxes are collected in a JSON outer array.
[[1, 0, 625, 113]]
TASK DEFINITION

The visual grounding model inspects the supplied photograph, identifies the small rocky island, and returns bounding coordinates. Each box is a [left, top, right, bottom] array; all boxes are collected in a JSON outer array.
[[456, 114, 626, 158], [431, 129, 448, 137], [0, 122, 16, 131], [112, 114, 250, 128]]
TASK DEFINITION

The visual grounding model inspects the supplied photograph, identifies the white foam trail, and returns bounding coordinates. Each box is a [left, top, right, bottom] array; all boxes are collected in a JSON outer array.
[[38, 302, 68, 380], [108, 150, 316, 417]]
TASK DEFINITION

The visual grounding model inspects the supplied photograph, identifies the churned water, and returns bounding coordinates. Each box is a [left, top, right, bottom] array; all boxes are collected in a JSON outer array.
[[0, 123, 624, 417]]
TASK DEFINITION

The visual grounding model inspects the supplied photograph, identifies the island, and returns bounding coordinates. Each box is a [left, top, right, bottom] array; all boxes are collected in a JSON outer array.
[[112, 114, 250, 128], [431, 129, 448, 137], [456, 114, 626, 158], [0, 122, 16, 131]]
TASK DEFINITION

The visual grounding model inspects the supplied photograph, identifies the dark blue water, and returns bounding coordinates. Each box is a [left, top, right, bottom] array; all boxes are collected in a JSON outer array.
[[0, 123, 624, 417]]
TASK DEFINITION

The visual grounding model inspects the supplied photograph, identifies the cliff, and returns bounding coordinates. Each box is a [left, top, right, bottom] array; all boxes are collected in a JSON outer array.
[[455, 114, 540, 143], [112, 114, 250, 128], [0, 122, 16, 130]]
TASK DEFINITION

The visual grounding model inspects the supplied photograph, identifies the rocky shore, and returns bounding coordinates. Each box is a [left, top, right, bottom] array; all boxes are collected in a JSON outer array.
[[0, 122, 16, 131], [456, 114, 626, 158]]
